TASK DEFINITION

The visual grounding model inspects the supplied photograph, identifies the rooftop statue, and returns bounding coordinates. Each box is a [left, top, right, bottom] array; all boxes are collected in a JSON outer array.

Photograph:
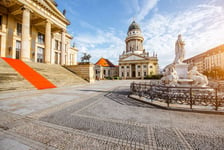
[[81, 53, 91, 62], [174, 34, 185, 64]]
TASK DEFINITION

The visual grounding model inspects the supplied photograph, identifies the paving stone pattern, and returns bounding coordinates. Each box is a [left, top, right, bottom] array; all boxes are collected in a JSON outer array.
[[39, 87, 224, 149], [1, 82, 224, 150]]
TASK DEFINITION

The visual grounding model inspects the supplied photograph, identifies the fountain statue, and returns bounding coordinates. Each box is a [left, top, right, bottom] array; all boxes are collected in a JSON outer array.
[[174, 34, 185, 64], [162, 34, 208, 87]]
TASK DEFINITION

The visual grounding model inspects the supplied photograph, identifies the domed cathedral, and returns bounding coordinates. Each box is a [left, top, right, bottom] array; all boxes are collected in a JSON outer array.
[[119, 21, 159, 79]]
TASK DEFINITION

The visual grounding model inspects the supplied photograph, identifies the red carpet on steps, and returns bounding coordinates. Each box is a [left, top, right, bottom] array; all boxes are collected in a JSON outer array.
[[1, 57, 56, 90]]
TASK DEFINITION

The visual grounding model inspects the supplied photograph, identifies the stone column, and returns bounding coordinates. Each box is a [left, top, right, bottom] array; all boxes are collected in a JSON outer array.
[[61, 29, 66, 65], [21, 7, 31, 62], [129, 64, 132, 78], [0, 34, 6, 57], [141, 64, 144, 79], [45, 20, 51, 64], [135, 64, 138, 77], [124, 65, 127, 79], [119, 65, 122, 77], [51, 35, 55, 64]]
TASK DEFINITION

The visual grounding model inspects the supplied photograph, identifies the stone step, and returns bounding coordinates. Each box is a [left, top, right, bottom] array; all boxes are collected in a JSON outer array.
[[0, 58, 88, 92], [0, 59, 35, 91], [25, 62, 88, 87]]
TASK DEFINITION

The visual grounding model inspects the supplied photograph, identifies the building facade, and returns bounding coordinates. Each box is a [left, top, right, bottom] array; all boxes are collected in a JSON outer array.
[[119, 21, 159, 79], [184, 44, 224, 73], [95, 57, 118, 80], [0, 0, 78, 65]]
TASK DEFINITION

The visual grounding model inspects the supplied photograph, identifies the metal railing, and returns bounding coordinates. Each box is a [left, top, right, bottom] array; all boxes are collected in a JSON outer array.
[[130, 82, 224, 111]]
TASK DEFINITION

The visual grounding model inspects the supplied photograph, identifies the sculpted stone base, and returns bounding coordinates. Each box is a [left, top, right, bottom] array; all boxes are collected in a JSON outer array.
[[177, 79, 193, 87], [174, 63, 188, 79]]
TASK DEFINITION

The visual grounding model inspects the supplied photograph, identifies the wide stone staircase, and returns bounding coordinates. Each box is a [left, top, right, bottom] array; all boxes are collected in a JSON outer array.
[[26, 62, 88, 87], [0, 58, 35, 91], [0, 58, 88, 92]]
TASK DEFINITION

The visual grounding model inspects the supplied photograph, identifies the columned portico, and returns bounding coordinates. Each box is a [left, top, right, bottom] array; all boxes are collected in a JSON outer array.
[[45, 20, 51, 64], [21, 7, 31, 62], [0, 0, 79, 65]]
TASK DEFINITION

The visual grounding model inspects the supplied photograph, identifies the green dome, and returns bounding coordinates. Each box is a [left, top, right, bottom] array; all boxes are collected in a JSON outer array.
[[128, 21, 141, 33]]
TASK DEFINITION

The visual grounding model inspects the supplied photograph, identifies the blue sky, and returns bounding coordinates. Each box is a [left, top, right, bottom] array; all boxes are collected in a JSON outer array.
[[55, 0, 224, 68]]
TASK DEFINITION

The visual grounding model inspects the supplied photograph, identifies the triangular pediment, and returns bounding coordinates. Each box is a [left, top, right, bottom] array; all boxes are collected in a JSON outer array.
[[121, 54, 146, 61], [35, 0, 69, 24]]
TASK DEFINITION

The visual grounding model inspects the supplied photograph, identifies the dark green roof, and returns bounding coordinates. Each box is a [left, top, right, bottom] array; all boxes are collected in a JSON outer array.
[[128, 21, 141, 33]]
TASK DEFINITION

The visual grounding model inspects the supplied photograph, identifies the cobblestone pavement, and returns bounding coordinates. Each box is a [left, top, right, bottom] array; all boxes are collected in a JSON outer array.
[[0, 80, 224, 149]]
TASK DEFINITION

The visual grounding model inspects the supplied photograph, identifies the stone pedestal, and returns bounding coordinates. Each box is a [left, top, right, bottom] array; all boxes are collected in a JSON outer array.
[[174, 63, 188, 79], [65, 63, 95, 83], [177, 79, 193, 87]]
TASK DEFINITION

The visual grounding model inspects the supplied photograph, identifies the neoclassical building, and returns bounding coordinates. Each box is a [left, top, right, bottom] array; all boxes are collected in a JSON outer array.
[[0, 0, 78, 65], [119, 21, 159, 79]]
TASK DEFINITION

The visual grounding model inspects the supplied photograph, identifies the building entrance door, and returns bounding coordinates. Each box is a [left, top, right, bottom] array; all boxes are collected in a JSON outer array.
[[132, 64, 136, 77], [16, 41, 21, 59], [37, 47, 44, 63]]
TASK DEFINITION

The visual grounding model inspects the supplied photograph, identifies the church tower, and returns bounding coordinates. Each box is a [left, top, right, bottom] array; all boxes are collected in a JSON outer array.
[[119, 20, 159, 79], [125, 21, 144, 54]]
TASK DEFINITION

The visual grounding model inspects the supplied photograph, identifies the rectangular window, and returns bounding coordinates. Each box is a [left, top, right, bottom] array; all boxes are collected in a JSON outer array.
[[16, 40, 21, 59], [144, 72, 147, 76], [37, 47, 44, 63], [59, 53, 61, 64], [127, 72, 129, 77], [138, 72, 140, 76], [55, 52, 58, 64], [126, 66, 130, 69], [144, 65, 147, 68], [59, 42, 61, 50], [121, 66, 124, 69], [17, 23, 22, 36], [55, 40, 59, 50], [38, 32, 45, 44], [138, 65, 141, 68]]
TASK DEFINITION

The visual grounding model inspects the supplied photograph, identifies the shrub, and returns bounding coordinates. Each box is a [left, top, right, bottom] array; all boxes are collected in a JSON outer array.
[[144, 74, 163, 80]]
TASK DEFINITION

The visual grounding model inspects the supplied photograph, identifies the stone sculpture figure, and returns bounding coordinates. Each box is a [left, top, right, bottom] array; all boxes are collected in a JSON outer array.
[[161, 66, 179, 86], [174, 34, 185, 64], [81, 53, 91, 62], [188, 66, 208, 87]]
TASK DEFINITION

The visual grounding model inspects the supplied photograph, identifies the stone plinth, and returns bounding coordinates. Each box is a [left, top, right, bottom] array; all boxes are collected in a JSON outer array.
[[65, 63, 95, 83], [174, 63, 188, 79], [177, 79, 193, 87]]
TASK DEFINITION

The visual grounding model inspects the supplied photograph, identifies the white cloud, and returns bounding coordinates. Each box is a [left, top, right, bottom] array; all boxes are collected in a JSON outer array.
[[142, 4, 224, 68], [74, 1, 224, 69], [122, 0, 159, 22], [75, 27, 125, 64], [136, 0, 160, 21]]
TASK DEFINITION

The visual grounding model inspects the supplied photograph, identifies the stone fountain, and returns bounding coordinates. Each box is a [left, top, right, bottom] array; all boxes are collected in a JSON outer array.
[[161, 34, 208, 87]]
